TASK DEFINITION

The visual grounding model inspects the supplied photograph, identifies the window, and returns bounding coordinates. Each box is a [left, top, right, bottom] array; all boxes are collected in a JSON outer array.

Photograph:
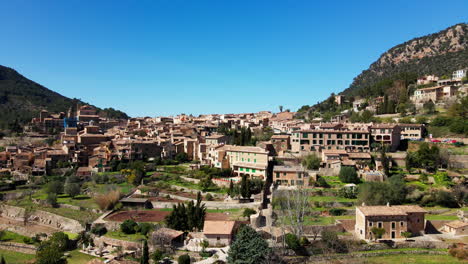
[[391, 222, 396, 229], [369, 222, 373, 227], [252, 169, 256, 173], [378, 222, 383, 228], [276, 172, 280, 178], [400, 221, 404, 227], [217, 236, 220, 241], [254, 159, 256, 163]]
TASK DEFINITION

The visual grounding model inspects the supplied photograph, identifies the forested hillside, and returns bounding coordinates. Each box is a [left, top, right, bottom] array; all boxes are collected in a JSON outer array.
[[0, 65, 128, 129]]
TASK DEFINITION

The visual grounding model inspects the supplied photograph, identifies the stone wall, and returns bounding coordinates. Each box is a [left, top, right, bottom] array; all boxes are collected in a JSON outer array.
[[30, 210, 84, 233], [449, 155, 468, 169], [0, 242, 37, 254], [0, 204, 84, 233], [0, 204, 25, 221], [94, 235, 141, 251], [304, 249, 449, 263]]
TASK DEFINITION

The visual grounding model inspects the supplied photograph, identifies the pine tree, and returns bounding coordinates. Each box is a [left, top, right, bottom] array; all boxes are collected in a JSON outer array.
[[227, 225, 270, 264]]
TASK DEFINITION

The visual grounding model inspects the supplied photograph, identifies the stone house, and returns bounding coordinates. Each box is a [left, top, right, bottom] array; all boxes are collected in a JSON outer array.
[[273, 165, 314, 186], [370, 124, 401, 151], [203, 220, 238, 246], [355, 205, 426, 241], [442, 221, 468, 236]]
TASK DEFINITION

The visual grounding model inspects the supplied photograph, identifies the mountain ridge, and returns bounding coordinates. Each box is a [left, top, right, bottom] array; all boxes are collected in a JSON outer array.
[[0, 65, 129, 128], [341, 23, 468, 97]]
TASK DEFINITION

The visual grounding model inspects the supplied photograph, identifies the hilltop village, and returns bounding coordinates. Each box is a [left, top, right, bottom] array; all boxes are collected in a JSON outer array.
[[0, 69, 466, 263]]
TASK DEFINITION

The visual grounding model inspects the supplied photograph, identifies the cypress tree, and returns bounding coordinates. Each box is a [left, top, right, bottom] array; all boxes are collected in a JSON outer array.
[[140, 240, 149, 264], [240, 175, 251, 199]]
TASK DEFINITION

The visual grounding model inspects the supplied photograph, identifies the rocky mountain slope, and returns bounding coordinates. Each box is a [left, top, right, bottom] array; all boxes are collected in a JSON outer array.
[[342, 23, 468, 97]]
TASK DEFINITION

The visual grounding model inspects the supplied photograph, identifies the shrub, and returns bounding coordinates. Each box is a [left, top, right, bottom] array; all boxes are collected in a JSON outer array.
[[242, 208, 256, 218], [178, 254, 191, 264], [46, 192, 58, 208], [121, 219, 138, 234], [205, 193, 213, 201], [152, 248, 165, 262], [23, 237, 33, 244], [299, 236, 310, 246], [339, 167, 359, 184], [338, 186, 357, 199], [316, 177, 330, 188], [449, 246, 468, 260], [329, 208, 346, 216], [301, 154, 320, 170], [64, 182, 81, 198], [90, 224, 107, 236], [431, 116, 452, 126], [285, 233, 301, 251], [137, 223, 154, 236], [321, 230, 347, 253], [46, 181, 63, 195], [94, 190, 121, 210]]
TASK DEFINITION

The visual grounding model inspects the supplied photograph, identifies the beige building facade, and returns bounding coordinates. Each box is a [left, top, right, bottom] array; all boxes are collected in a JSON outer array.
[[355, 205, 426, 241]]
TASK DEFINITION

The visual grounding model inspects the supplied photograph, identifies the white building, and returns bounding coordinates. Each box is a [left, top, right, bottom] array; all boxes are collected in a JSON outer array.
[[452, 69, 467, 80]]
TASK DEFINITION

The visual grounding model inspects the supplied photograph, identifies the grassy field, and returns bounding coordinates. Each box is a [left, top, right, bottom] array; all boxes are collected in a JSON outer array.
[[8, 198, 100, 224], [344, 254, 464, 264], [0, 231, 31, 244], [321, 176, 347, 187], [67, 250, 101, 264], [426, 214, 459, 221], [0, 249, 35, 264], [105, 230, 146, 242], [64, 232, 79, 240], [308, 195, 356, 203], [304, 215, 354, 225], [32, 190, 99, 210]]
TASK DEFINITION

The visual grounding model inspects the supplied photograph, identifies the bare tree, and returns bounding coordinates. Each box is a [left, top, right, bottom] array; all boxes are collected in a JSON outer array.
[[274, 188, 309, 238], [309, 226, 323, 241], [23, 206, 34, 226]]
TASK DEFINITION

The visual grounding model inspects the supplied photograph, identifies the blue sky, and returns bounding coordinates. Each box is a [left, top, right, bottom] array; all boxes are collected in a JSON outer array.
[[1, 0, 467, 117]]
